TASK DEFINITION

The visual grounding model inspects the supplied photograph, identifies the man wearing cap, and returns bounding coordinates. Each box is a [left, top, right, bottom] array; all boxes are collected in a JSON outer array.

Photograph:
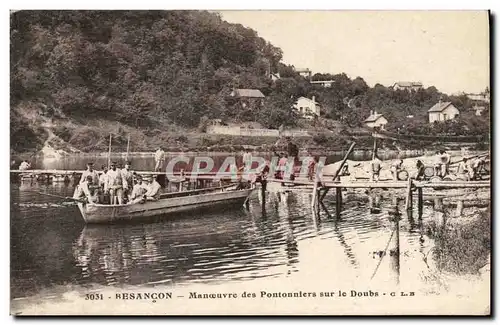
[[98, 165, 109, 204], [80, 162, 99, 185], [99, 165, 108, 189], [154, 147, 165, 172], [144, 175, 162, 201], [128, 175, 149, 204], [74, 175, 99, 204], [106, 162, 124, 204]]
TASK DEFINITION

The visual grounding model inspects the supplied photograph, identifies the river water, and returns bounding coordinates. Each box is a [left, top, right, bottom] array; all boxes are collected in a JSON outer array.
[[10, 154, 490, 315]]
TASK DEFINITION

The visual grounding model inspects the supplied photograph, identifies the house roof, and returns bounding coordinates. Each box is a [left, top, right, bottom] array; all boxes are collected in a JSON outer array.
[[232, 89, 265, 98], [296, 96, 319, 105], [364, 113, 385, 123], [393, 81, 423, 87], [428, 101, 453, 113]]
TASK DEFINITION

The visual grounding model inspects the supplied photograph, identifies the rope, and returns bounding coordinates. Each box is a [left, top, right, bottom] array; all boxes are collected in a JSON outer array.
[[370, 229, 396, 280]]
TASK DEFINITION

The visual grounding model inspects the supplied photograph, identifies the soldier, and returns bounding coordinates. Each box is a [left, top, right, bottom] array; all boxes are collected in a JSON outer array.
[[154, 147, 165, 172], [80, 162, 99, 185], [106, 162, 124, 205], [121, 161, 134, 201], [74, 175, 99, 204]]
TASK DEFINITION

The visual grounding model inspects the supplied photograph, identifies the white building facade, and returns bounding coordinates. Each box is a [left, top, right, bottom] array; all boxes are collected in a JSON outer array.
[[293, 96, 320, 119], [428, 102, 460, 123]]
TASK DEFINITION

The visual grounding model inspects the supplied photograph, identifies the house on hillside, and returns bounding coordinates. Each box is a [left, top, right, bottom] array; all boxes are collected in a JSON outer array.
[[428, 101, 460, 123], [293, 96, 320, 119], [295, 68, 312, 80], [392, 81, 423, 91], [230, 88, 265, 108], [364, 111, 388, 130], [466, 92, 490, 103], [270, 73, 281, 81], [310, 80, 334, 88]]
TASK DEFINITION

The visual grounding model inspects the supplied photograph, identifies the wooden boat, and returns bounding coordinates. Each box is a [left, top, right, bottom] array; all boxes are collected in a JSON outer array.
[[75, 185, 254, 224]]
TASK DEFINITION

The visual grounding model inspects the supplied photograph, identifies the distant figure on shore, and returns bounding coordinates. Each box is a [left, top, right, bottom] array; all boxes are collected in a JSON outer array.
[[80, 162, 99, 185], [457, 158, 470, 180], [18, 160, 31, 171], [433, 151, 442, 177], [286, 137, 299, 160], [370, 155, 382, 182], [154, 147, 165, 172], [471, 157, 485, 180], [242, 148, 253, 171], [415, 160, 425, 180], [390, 159, 404, 180], [439, 150, 451, 176]]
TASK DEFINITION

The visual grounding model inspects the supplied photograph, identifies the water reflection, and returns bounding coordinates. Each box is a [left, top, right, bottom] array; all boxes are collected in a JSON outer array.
[[11, 181, 490, 301]]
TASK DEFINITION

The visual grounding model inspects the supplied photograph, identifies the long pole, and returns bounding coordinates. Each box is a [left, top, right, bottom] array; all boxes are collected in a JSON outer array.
[[372, 135, 377, 160], [126, 134, 131, 162], [319, 142, 356, 202], [107, 134, 112, 169]]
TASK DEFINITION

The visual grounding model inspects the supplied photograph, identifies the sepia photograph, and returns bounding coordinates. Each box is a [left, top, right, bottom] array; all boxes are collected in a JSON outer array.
[[9, 9, 490, 315]]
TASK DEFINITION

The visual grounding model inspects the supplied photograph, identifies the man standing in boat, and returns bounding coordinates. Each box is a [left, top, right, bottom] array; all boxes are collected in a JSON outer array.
[[106, 161, 124, 205], [154, 147, 165, 172], [99, 164, 109, 204], [80, 162, 99, 185], [121, 161, 134, 201]]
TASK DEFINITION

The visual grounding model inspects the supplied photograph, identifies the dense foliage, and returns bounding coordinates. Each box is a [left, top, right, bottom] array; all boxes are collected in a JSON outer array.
[[10, 10, 490, 153]]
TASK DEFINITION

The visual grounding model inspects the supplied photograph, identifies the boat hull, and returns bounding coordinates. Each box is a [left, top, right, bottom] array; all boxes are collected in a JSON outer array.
[[78, 188, 254, 224]]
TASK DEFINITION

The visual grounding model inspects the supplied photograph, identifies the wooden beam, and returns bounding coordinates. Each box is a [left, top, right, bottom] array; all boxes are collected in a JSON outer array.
[[320, 142, 356, 201]]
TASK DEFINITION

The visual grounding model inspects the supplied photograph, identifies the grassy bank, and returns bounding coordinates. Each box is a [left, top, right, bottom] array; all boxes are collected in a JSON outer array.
[[11, 115, 489, 156]]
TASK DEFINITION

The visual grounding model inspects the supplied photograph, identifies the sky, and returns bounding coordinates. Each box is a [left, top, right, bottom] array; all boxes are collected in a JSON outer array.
[[219, 11, 489, 95]]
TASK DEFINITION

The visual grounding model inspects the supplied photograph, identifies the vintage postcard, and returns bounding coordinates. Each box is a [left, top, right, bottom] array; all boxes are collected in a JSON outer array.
[[10, 10, 490, 315]]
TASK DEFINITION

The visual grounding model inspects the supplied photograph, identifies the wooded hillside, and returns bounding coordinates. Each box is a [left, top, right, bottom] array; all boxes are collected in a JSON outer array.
[[10, 10, 490, 153]]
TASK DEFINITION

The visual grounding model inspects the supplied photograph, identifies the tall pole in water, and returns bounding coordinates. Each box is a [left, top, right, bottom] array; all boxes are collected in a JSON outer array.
[[389, 203, 401, 286], [107, 134, 112, 169], [126, 134, 131, 162]]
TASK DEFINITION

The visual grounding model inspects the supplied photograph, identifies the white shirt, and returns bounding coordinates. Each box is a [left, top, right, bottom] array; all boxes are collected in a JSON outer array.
[[458, 161, 469, 174], [145, 181, 161, 198], [121, 168, 134, 189], [155, 150, 165, 162], [99, 172, 108, 188], [19, 162, 30, 170], [106, 169, 123, 189], [130, 183, 148, 199], [371, 158, 381, 172], [80, 169, 100, 185], [242, 152, 252, 164]]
